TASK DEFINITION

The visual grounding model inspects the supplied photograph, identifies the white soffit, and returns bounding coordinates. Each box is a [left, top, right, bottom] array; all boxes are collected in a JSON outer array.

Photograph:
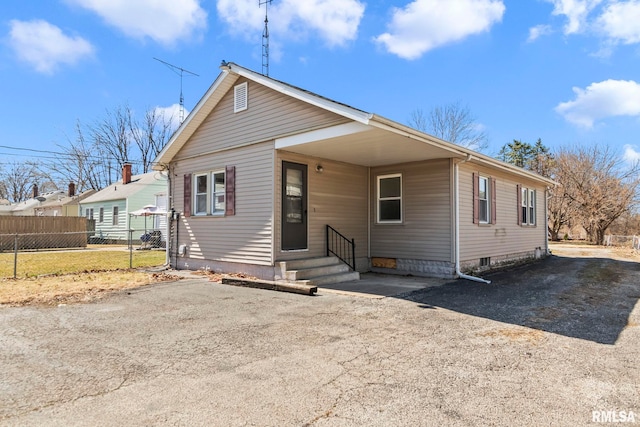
[[275, 122, 373, 149]]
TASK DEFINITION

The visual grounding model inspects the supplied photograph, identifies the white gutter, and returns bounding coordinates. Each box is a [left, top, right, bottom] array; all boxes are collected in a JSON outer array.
[[454, 155, 491, 284]]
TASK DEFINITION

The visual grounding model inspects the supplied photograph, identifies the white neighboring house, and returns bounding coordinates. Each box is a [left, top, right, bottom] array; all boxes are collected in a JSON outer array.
[[0, 185, 65, 216], [79, 164, 168, 243]]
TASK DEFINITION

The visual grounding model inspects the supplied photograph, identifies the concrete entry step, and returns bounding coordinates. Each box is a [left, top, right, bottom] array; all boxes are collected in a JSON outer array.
[[278, 256, 359, 286]]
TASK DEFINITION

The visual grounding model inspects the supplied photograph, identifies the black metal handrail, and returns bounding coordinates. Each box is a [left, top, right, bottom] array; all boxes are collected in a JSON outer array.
[[326, 225, 355, 271]]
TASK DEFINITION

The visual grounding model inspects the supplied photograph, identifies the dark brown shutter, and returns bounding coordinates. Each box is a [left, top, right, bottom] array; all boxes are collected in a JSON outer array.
[[516, 184, 522, 225], [472, 172, 479, 224], [183, 174, 192, 218], [491, 177, 497, 224], [225, 166, 235, 216]]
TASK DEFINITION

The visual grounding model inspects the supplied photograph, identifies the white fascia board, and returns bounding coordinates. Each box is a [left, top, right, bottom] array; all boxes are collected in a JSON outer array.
[[153, 70, 234, 168], [226, 63, 373, 124], [275, 122, 372, 149]]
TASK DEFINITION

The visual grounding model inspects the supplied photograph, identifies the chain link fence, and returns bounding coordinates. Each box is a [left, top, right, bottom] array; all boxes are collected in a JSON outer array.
[[603, 235, 640, 250], [0, 228, 167, 279]]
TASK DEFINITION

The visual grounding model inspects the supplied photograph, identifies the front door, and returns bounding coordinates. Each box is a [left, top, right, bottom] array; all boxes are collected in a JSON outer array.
[[282, 161, 307, 250]]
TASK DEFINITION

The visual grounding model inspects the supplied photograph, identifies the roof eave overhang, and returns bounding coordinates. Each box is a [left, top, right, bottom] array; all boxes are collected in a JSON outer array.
[[370, 115, 556, 187]]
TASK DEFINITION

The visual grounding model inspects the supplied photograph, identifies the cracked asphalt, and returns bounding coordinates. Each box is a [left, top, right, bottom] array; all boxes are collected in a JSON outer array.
[[1, 245, 639, 426]]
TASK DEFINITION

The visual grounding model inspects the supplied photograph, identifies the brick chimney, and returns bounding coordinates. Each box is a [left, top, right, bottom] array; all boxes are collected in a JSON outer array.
[[32, 184, 38, 199], [122, 163, 132, 185], [68, 182, 76, 197]]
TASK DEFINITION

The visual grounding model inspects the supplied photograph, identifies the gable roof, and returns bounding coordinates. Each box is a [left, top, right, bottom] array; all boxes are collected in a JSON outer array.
[[154, 62, 554, 186], [36, 189, 96, 209], [80, 172, 166, 205]]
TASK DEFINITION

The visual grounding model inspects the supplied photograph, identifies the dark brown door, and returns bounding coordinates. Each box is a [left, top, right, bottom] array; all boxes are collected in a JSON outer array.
[[282, 161, 307, 250]]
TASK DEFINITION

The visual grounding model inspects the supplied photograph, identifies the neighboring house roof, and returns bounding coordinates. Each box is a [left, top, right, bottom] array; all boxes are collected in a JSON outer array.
[[35, 189, 97, 209], [80, 172, 166, 205], [154, 62, 555, 187], [2, 190, 66, 214]]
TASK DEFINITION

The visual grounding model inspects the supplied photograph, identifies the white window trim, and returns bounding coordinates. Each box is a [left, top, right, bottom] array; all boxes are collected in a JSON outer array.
[[234, 82, 248, 113], [377, 173, 402, 224], [210, 169, 226, 216], [194, 173, 209, 216], [521, 187, 536, 226], [193, 170, 226, 217], [112, 206, 119, 226], [478, 176, 490, 224]]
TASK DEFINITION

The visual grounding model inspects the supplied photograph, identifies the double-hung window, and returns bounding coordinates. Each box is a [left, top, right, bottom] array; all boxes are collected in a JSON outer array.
[[99, 208, 104, 223], [478, 176, 490, 224], [518, 186, 536, 226], [195, 173, 208, 215], [211, 171, 225, 215], [112, 206, 119, 225], [377, 174, 402, 223], [194, 171, 226, 216], [473, 173, 496, 225]]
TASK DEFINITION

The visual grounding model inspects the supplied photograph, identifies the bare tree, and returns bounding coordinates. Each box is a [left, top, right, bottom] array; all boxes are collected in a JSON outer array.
[[130, 107, 175, 173], [1, 161, 39, 203], [409, 101, 489, 151], [44, 121, 113, 192], [88, 104, 134, 176], [555, 145, 639, 245]]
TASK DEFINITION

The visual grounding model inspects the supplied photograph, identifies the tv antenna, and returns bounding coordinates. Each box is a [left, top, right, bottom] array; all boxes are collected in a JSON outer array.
[[259, 0, 272, 76], [154, 57, 199, 124]]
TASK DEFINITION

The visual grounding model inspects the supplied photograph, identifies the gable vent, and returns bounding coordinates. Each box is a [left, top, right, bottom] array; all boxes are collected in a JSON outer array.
[[234, 82, 248, 113]]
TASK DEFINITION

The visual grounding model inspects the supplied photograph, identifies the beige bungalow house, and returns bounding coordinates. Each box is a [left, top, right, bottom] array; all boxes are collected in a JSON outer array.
[[154, 62, 554, 285]]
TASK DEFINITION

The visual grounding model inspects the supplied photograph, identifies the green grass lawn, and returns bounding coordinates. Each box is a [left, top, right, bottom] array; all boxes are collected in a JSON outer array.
[[0, 248, 166, 278]]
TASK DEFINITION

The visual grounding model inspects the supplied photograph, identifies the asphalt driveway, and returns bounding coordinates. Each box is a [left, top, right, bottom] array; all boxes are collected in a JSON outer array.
[[1, 245, 638, 426]]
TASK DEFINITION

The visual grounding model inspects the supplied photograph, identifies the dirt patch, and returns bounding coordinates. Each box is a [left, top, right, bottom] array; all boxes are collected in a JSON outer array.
[[0, 271, 181, 307], [478, 327, 546, 345], [192, 271, 259, 283]]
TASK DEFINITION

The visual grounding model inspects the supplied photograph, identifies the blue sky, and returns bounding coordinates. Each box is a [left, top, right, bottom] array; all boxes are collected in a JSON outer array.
[[1, 0, 640, 167]]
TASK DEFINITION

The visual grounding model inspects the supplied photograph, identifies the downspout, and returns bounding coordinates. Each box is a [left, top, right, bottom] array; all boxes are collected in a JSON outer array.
[[164, 169, 171, 267], [454, 154, 491, 284], [545, 186, 551, 255]]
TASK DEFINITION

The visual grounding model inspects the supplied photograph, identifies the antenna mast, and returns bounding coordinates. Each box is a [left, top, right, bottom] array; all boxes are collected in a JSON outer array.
[[259, 0, 272, 76], [153, 58, 199, 124]]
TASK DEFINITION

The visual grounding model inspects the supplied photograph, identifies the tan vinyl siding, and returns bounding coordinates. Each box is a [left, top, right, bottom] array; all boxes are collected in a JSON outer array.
[[275, 152, 368, 262], [370, 159, 452, 262], [176, 78, 349, 160], [459, 162, 547, 262], [174, 141, 274, 265]]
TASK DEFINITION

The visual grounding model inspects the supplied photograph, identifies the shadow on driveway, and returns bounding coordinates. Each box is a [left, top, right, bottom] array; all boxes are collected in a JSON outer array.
[[402, 255, 640, 345]]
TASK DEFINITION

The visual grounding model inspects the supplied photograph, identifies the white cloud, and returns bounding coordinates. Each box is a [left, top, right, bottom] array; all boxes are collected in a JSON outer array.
[[555, 79, 640, 128], [66, 0, 207, 46], [623, 144, 640, 164], [374, 0, 505, 60], [216, 0, 365, 47], [597, 0, 640, 44], [8, 19, 94, 74], [544, 0, 603, 34], [527, 24, 553, 42], [155, 104, 187, 129]]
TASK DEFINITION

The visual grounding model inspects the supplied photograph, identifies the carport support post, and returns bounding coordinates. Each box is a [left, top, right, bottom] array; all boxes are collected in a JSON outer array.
[[13, 233, 18, 279]]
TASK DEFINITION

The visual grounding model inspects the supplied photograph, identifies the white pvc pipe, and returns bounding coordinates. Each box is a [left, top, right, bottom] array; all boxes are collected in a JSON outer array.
[[454, 155, 491, 284]]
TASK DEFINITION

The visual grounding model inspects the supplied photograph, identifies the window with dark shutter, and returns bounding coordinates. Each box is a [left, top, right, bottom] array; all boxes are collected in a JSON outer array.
[[225, 166, 235, 216], [183, 173, 192, 217]]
